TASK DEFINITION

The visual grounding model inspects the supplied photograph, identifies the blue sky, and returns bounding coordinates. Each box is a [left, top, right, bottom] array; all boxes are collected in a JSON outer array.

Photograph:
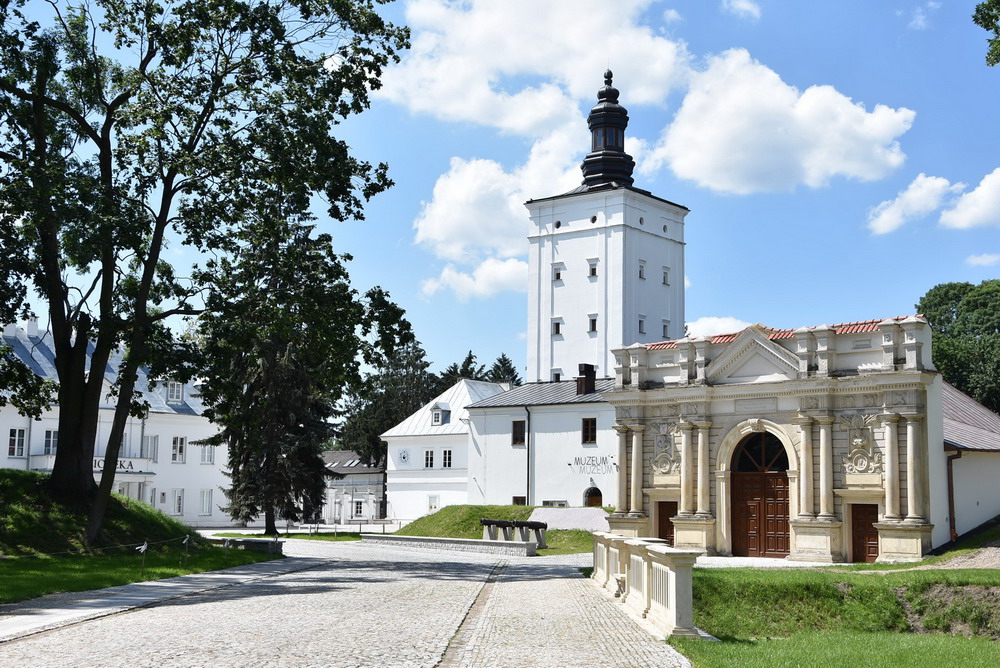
[[322, 0, 1000, 376]]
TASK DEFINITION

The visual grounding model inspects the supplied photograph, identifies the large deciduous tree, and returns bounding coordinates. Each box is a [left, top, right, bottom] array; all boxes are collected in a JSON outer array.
[[0, 0, 406, 543], [917, 280, 1000, 413], [974, 0, 1000, 65]]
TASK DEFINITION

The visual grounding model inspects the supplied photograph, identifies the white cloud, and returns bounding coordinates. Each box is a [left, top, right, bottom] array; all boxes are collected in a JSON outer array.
[[908, 2, 941, 31], [663, 8, 683, 23], [684, 275, 692, 289], [867, 173, 964, 235], [967, 253, 1000, 267], [940, 168, 1000, 229], [421, 258, 529, 301], [722, 0, 761, 21], [643, 49, 915, 194], [686, 316, 753, 338]]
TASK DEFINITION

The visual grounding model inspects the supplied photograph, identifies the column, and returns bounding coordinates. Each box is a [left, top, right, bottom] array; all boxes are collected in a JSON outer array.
[[679, 422, 694, 515], [629, 426, 646, 515], [882, 414, 901, 520], [696, 422, 711, 516], [796, 417, 814, 518], [817, 417, 834, 519], [904, 414, 925, 522], [614, 424, 629, 514]]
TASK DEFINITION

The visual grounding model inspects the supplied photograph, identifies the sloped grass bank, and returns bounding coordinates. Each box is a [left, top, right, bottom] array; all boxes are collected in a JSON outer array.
[[0, 470, 276, 604], [393, 505, 593, 555], [672, 568, 1000, 667]]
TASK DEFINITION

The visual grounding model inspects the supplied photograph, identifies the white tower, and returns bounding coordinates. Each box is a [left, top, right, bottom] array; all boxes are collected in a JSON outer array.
[[526, 71, 689, 382]]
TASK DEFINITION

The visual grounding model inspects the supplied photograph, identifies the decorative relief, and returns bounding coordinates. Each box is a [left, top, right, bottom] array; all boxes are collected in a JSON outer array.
[[840, 414, 883, 475], [649, 421, 679, 474], [747, 418, 766, 433], [842, 395, 857, 409], [863, 394, 879, 408], [682, 403, 698, 416], [617, 407, 633, 420], [892, 391, 908, 406], [800, 396, 819, 410]]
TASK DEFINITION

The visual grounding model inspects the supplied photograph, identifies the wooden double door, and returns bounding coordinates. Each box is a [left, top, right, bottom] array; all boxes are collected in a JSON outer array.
[[851, 503, 880, 563], [731, 472, 790, 558]]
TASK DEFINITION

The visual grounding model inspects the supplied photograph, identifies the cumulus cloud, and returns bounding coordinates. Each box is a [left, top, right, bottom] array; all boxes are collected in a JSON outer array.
[[421, 258, 529, 301], [722, 0, 761, 21], [908, 2, 941, 31], [686, 316, 753, 338], [967, 253, 1000, 267], [643, 49, 915, 194], [940, 168, 1000, 229], [867, 173, 964, 235]]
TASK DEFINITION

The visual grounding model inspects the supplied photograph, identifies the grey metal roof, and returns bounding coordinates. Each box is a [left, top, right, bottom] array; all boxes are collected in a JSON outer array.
[[942, 382, 1000, 452], [381, 379, 505, 438], [322, 449, 384, 475], [1, 322, 207, 416], [466, 378, 614, 409]]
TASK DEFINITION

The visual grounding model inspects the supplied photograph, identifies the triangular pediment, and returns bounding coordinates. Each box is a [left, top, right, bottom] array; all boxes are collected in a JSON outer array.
[[705, 327, 800, 385]]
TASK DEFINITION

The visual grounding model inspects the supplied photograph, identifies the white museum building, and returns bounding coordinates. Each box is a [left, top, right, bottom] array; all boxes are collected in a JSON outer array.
[[320, 449, 386, 524], [1, 320, 233, 527], [391, 70, 1000, 562]]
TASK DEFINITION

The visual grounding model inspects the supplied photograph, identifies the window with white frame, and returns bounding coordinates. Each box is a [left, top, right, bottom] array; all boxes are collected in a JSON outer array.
[[8, 428, 25, 457], [662, 267, 670, 285], [588, 315, 598, 333], [141, 434, 159, 461], [166, 381, 184, 402], [354, 500, 364, 516], [638, 261, 646, 279], [171, 489, 184, 515], [43, 430, 58, 455], [171, 436, 186, 463], [662, 320, 671, 338], [200, 445, 214, 464], [552, 263, 564, 282], [199, 489, 213, 516], [443, 449, 453, 468], [424, 449, 434, 468], [588, 260, 598, 278]]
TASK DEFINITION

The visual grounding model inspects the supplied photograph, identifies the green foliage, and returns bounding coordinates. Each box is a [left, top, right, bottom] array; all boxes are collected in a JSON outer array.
[[337, 339, 438, 466], [917, 280, 1000, 412], [974, 0, 1000, 66], [395, 504, 535, 540], [0, 0, 408, 515], [486, 353, 523, 386], [537, 529, 593, 556]]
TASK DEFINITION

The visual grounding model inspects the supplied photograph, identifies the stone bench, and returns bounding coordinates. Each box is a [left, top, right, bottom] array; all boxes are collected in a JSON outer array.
[[207, 537, 284, 555], [480, 519, 548, 548]]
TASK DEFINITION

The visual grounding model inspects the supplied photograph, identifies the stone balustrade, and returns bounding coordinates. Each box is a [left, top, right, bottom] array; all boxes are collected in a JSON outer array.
[[591, 532, 701, 638]]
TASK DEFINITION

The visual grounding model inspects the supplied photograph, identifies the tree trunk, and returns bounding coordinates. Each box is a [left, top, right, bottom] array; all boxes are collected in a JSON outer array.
[[264, 505, 278, 535]]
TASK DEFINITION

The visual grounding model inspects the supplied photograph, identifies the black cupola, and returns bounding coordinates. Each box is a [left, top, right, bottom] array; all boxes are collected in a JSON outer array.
[[580, 70, 636, 189]]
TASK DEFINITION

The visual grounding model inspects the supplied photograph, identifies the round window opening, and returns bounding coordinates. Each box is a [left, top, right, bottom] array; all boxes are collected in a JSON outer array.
[[639, 217, 644, 225], [590, 215, 597, 223], [555, 220, 561, 229], [662, 224, 668, 233]]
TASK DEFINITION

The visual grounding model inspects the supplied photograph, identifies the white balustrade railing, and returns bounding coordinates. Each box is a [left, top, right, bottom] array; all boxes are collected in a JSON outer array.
[[591, 532, 701, 638]]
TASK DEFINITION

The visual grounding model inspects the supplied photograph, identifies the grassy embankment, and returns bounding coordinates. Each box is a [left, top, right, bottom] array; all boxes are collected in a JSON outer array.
[[673, 524, 1000, 667], [0, 470, 276, 605]]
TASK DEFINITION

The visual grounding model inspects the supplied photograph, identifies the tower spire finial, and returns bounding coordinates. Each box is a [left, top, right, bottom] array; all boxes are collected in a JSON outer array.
[[579, 71, 635, 189]]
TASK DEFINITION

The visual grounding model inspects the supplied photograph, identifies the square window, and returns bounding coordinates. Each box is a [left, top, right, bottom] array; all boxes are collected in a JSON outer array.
[[424, 450, 434, 468], [171, 436, 186, 463], [443, 450, 453, 468], [511, 420, 526, 445], [581, 418, 597, 444], [552, 371, 561, 382], [8, 428, 25, 457]]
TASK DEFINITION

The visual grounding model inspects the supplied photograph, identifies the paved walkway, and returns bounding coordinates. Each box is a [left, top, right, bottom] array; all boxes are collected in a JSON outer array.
[[0, 540, 690, 667]]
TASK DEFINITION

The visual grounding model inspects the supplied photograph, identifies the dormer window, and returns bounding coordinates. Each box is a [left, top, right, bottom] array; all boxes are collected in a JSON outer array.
[[166, 381, 183, 403], [431, 402, 451, 426]]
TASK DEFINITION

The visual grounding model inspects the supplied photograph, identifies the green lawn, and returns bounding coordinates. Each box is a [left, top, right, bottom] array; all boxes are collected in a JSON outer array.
[[0, 469, 279, 604]]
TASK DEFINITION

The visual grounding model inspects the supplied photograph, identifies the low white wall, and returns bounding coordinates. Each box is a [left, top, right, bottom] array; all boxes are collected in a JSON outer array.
[[953, 451, 1000, 537]]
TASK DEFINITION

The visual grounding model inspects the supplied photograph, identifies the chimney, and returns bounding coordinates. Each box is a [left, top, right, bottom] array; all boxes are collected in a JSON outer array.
[[576, 363, 596, 395], [25, 317, 38, 338]]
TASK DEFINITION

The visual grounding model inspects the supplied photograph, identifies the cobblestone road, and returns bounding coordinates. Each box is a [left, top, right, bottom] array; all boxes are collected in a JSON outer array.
[[0, 541, 689, 667]]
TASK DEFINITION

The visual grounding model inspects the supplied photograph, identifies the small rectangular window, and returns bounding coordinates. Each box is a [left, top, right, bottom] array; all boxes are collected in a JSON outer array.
[[428, 495, 440, 512], [44, 430, 58, 455], [171, 436, 186, 463], [512, 420, 526, 445], [589, 317, 597, 333], [141, 434, 159, 460], [552, 320, 561, 335], [354, 500, 364, 516], [589, 262, 598, 277], [582, 417, 597, 444], [171, 489, 184, 516], [552, 371, 561, 382], [424, 450, 434, 468], [638, 319, 646, 335], [662, 267, 670, 285], [638, 262, 646, 280], [662, 321, 671, 338], [8, 428, 25, 457], [443, 449, 453, 468], [200, 445, 214, 464], [432, 411, 442, 426], [167, 381, 183, 403], [512, 496, 527, 506], [199, 489, 213, 516]]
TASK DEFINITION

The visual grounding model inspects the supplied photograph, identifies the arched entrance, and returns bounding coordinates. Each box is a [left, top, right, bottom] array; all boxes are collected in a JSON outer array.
[[584, 487, 603, 507], [730, 432, 790, 558]]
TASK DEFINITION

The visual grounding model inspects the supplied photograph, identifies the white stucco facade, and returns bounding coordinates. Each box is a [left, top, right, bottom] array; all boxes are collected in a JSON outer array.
[[526, 188, 687, 383]]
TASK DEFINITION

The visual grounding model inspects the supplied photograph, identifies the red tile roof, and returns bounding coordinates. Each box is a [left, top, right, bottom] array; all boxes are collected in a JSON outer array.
[[645, 316, 918, 350]]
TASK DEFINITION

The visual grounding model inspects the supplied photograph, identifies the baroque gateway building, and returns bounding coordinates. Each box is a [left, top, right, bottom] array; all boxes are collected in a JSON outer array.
[[461, 71, 1000, 563]]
